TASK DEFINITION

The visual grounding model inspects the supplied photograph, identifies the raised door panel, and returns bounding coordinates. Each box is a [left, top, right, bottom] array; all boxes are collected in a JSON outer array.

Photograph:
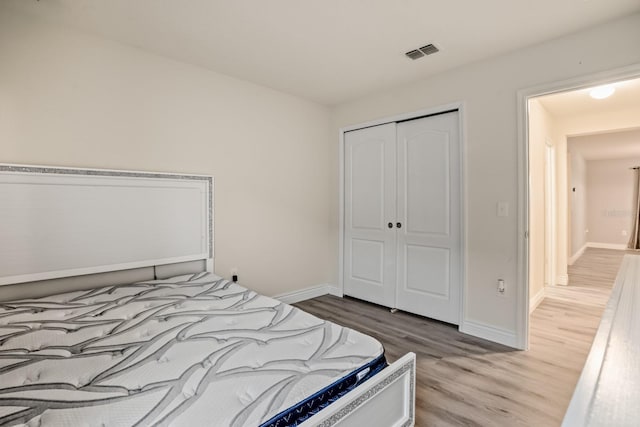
[[351, 138, 385, 230], [351, 239, 385, 285], [405, 245, 450, 298], [405, 131, 450, 237]]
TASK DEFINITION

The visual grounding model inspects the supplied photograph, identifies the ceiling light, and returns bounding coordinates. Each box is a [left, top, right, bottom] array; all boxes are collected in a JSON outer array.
[[589, 85, 615, 99]]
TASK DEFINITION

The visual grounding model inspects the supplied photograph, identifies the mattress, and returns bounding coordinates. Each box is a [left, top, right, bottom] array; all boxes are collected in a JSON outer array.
[[0, 272, 385, 426]]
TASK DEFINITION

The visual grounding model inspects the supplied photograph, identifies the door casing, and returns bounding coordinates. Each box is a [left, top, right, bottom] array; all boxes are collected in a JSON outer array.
[[517, 63, 640, 350]]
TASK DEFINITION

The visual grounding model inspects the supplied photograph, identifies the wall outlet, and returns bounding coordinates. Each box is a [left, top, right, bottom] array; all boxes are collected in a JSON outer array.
[[622, 230, 628, 236]]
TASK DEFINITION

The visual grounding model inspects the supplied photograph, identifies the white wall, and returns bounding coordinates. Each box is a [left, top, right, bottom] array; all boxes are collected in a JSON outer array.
[[562, 108, 640, 136], [528, 100, 547, 301], [569, 150, 588, 256], [586, 157, 640, 246], [0, 9, 333, 298], [331, 13, 640, 345], [528, 100, 565, 302]]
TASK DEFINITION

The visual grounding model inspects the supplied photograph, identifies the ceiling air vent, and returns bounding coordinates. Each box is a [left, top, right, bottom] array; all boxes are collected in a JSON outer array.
[[405, 49, 424, 60], [419, 44, 439, 55], [405, 43, 439, 60]]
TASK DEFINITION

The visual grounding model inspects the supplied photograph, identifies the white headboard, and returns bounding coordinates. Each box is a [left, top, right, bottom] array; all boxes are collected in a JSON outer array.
[[0, 164, 213, 286]]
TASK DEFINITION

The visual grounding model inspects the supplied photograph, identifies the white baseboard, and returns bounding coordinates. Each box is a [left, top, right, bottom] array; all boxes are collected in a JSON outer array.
[[459, 319, 518, 348], [274, 284, 342, 304], [530, 287, 545, 313], [587, 242, 627, 251], [569, 244, 588, 266], [328, 285, 343, 298], [556, 274, 569, 286]]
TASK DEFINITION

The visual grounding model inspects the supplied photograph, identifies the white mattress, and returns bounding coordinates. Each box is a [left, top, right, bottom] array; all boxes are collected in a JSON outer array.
[[0, 272, 383, 426]]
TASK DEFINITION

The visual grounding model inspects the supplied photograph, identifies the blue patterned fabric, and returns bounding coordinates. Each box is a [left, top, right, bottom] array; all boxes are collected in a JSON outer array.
[[260, 354, 387, 427]]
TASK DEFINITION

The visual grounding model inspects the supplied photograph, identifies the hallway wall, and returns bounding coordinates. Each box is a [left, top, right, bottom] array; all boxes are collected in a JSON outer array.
[[569, 151, 588, 256], [587, 157, 640, 246]]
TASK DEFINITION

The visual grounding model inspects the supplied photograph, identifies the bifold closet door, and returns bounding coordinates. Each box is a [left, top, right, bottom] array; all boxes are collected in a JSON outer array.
[[344, 123, 397, 307], [395, 112, 461, 324]]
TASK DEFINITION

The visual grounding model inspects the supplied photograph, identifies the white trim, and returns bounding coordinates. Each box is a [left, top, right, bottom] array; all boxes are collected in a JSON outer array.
[[516, 86, 530, 350], [569, 243, 588, 265], [544, 143, 556, 286], [0, 162, 213, 178], [530, 287, 546, 313], [587, 242, 627, 250], [338, 102, 467, 328], [556, 274, 569, 286], [328, 285, 343, 298], [340, 102, 464, 133], [274, 284, 342, 304], [516, 63, 640, 351], [459, 319, 518, 348], [458, 103, 469, 331]]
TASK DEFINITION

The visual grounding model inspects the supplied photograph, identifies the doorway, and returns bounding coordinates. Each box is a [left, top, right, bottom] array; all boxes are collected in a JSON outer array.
[[519, 67, 640, 349]]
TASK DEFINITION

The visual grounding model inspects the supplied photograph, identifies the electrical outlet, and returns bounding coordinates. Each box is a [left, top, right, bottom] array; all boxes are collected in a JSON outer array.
[[622, 230, 628, 237]]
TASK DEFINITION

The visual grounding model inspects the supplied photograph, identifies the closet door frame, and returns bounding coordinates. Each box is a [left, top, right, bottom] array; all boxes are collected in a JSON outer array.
[[338, 102, 467, 329]]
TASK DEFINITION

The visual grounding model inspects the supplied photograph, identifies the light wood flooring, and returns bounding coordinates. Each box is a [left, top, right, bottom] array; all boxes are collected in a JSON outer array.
[[294, 248, 628, 426]]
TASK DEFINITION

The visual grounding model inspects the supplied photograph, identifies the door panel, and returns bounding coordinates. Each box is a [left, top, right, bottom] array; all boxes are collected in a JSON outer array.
[[351, 141, 385, 230], [351, 239, 384, 284], [396, 112, 461, 324], [405, 245, 450, 298], [406, 131, 450, 235], [344, 123, 397, 307]]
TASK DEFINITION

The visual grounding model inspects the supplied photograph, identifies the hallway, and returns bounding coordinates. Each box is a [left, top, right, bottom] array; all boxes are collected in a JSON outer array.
[[544, 247, 626, 308]]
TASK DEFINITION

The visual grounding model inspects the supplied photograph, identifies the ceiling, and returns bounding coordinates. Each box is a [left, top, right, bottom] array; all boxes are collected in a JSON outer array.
[[537, 76, 640, 160], [569, 128, 640, 160], [537, 77, 640, 117], [4, 0, 640, 105]]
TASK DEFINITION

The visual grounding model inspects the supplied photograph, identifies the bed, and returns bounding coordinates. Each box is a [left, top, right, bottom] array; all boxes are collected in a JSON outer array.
[[0, 164, 415, 427]]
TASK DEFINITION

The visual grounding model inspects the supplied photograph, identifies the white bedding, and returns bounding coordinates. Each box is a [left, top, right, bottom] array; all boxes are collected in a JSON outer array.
[[0, 272, 383, 426]]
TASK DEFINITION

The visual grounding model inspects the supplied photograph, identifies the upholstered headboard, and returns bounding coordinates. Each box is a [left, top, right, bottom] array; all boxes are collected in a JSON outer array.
[[0, 164, 213, 292]]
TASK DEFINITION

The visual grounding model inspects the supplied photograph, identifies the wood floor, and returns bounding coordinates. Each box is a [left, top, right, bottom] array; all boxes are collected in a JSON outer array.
[[294, 248, 627, 426]]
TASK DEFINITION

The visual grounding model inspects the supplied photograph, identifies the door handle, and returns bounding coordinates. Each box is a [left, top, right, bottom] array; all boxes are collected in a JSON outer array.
[[396, 222, 402, 228], [388, 222, 393, 229]]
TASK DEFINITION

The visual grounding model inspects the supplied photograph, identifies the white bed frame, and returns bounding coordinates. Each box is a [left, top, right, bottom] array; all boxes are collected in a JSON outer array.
[[0, 164, 416, 427]]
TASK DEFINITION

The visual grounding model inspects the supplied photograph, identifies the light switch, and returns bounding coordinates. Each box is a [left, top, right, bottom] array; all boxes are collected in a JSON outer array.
[[497, 201, 509, 217]]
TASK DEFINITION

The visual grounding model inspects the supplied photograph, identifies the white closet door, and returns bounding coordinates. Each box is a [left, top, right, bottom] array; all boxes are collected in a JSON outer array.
[[396, 112, 461, 324], [344, 123, 397, 307]]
